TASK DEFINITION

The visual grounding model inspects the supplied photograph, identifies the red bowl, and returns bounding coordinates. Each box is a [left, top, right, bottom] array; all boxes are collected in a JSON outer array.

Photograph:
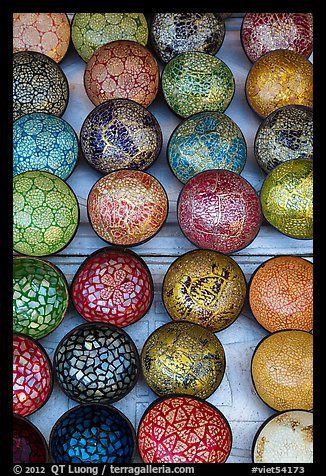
[[71, 247, 154, 327], [177, 170, 262, 253], [137, 395, 232, 463], [13, 414, 49, 463], [87, 169, 168, 246], [84, 40, 159, 108], [13, 334, 53, 417]]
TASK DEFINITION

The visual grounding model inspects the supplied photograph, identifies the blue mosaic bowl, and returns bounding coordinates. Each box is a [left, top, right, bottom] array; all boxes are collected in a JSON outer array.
[[13, 113, 79, 180], [167, 111, 247, 183], [49, 404, 136, 463]]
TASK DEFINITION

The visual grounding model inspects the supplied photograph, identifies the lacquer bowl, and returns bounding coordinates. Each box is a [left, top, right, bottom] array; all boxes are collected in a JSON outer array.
[[50, 404, 136, 463], [13, 415, 50, 463], [138, 396, 232, 463]]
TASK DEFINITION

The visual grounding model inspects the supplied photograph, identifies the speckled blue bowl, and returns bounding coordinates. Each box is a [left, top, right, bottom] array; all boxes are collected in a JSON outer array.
[[49, 404, 136, 463], [13, 113, 79, 180], [167, 111, 247, 183]]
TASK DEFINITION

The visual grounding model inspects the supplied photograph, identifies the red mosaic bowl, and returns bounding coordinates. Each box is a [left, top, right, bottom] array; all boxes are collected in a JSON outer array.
[[177, 170, 262, 253], [87, 170, 168, 247], [71, 247, 154, 327], [13, 414, 49, 463], [84, 40, 159, 108], [137, 396, 232, 463], [13, 334, 53, 417]]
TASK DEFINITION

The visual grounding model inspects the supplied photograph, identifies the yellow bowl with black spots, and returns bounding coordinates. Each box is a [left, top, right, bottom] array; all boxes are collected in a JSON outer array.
[[162, 250, 246, 332], [141, 321, 225, 399]]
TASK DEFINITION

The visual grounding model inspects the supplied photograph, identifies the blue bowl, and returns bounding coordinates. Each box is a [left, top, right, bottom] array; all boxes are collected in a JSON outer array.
[[49, 404, 136, 463]]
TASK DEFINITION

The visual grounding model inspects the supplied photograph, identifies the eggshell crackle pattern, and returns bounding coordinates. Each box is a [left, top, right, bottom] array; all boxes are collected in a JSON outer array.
[[87, 170, 168, 246], [53, 323, 139, 404], [13, 256, 69, 340], [163, 250, 246, 332], [141, 321, 225, 399], [13, 334, 53, 417], [138, 396, 232, 463], [13, 51, 69, 121], [177, 170, 262, 253], [13, 13, 71, 63], [50, 404, 135, 463], [162, 51, 235, 118], [168, 111, 246, 184], [252, 410, 313, 463], [71, 247, 153, 327], [84, 40, 159, 108], [254, 105, 313, 174], [241, 13, 313, 63], [13, 171, 79, 256], [80, 99, 162, 175], [150, 13, 225, 63], [260, 159, 313, 239], [245, 49, 313, 118], [13, 113, 79, 180], [251, 330, 313, 411], [71, 13, 149, 63], [249, 256, 313, 333], [13, 415, 50, 463]]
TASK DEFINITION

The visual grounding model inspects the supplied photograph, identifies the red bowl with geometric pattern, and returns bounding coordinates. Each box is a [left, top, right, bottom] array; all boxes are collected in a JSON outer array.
[[137, 395, 232, 463], [13, 414, 50, 463], [71, 247, 154, 327], [13, 334, 53, 417]]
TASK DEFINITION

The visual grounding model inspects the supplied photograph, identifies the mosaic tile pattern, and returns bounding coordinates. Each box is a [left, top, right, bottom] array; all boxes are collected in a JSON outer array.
[[71, 13, 149, 62], [13, 113, 79, 180], [13, 51, 69, 121], [177, 170, 262, 253], [249, 256, 313, 333], [84, 40, 159, 108], [71, 247, 153, 327], [138, 396, 232, 463], [13, 13, 71, 63], [163, 250, 246, 332], [251, 330, 313, 411], [150, 13, 225, 63], [162, 51, 234, 118], [246, 50, 313, 118], [13, 415, 49, 463], [50, 404, 135, 463], [13, 334, 53, 417], [260, 159, 313, 239], [252, 410, 313, 463], [168, 111, 246, 183], [13, 171, 79, 256], [13, 256, 69, 340], [254, 105, 313, 174], [241, 13, 313, 63], [54, 323, 139, 404], [87, 170, 168, 246], [141, 321, 225, 399], [80, 99, 162, 174]]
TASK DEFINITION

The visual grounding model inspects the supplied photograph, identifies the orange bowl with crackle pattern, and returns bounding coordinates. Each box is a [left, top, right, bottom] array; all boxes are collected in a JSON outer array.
[[245, 49, 313, 118], [84, 40, 159, 108], [251, 330, 313, 411]]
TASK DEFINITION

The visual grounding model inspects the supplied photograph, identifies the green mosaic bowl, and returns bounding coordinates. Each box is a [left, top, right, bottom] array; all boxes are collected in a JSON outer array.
[[13, 171, 79, 256], [161, 51, 235, 118], [260, 159, 313, 239], [13, 256, 69, 340]]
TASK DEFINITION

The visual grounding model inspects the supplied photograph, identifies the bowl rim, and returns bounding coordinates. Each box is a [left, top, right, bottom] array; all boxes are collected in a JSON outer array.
[[161, 248, 247, 333], [48, 402, 137, 463], [13, 332, 54, 417], [86, 168, 169, 247], [13, 413, 50, 463], [70, 245, 154, 327], [52, 321, 141, 405], [140, 320, 226, 400], [176, 168, 263, 254], [136, 393, 233, 463]]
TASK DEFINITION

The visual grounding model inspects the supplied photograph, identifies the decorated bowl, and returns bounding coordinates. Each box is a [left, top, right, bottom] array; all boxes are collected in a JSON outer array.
[[13, 415, 50, 463]]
